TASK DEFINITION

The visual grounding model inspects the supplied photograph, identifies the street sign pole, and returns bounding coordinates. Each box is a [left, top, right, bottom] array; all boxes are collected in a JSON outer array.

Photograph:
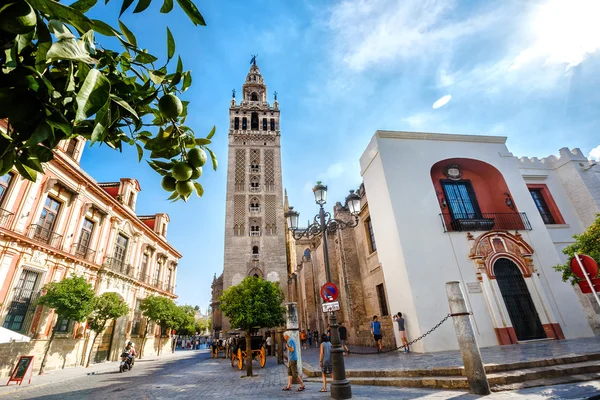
[[575, 253, 600, 308]]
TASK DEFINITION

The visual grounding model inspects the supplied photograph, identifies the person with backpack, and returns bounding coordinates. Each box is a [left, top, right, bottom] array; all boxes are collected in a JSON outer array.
[[319, 334, 332, 392]]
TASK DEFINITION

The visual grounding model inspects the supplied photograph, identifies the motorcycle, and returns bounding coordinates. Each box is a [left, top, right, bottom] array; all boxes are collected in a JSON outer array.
[[119, 352, 134, 373]]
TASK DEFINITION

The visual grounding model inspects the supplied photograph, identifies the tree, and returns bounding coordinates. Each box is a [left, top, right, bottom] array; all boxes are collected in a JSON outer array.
[[36, 275, 95, 374], [0, 0, 216, 201], [139, 295, 176, 357], [85, 292, 129, 367], [554, 214, 600, 284], [169, 304, 195, 335], [219, 277, 285, 377]]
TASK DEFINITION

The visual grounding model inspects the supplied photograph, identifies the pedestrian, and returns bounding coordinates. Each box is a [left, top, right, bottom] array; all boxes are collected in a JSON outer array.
[[326, 325, 331, 340], [393, 312, 410, 353], [282, 332, 305, 392], [266, 334, 272, 356], [313, 330, 319, 346], [319, 333, 332, 392], [371, 315, 383, 353], [300, 329, 307, 349], [338, 322, 349, 355], [307, 329, 313, 348]]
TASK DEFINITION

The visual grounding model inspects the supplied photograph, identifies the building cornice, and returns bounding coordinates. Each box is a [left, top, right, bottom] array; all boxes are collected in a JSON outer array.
[[375, 130, 507, 144]]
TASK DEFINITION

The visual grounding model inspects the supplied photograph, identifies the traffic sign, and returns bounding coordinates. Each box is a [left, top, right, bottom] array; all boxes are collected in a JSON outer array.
[[320, 282, 339, 302], [570, 254, 599, 280], [322, 301, 340, 313]]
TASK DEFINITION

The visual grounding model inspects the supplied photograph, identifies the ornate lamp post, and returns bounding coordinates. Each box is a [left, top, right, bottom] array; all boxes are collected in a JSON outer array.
[[285, 183, 361, 400]]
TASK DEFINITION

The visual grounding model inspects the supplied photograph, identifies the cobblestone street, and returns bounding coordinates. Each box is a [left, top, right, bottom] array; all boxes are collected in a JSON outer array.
[[1, 349, 599, 399]]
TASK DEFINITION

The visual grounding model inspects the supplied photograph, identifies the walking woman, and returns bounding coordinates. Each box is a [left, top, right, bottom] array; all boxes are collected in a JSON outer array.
[[319, 334, 332, 392]]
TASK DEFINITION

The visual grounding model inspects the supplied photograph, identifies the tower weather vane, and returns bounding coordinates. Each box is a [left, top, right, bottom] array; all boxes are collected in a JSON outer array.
[[232, 89, 236, 98], [274, 91, 278, 101], [250, 54, 258, 66]]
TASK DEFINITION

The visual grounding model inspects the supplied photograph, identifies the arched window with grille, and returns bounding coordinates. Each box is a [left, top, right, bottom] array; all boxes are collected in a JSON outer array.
[[262, 118, 267, 130], [249, 197, 260, 212], [249, 176, 260, 192], [250, 225, 260, 236], [270, 118, 275, 131], [251, 112, 259, 130], [234, 117, 239, 130], [242, 117, 247, 130]]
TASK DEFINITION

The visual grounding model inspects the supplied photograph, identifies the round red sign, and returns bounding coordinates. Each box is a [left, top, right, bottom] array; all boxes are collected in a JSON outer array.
[[320, 282, 339, 302], [570, 254, 599, 280]]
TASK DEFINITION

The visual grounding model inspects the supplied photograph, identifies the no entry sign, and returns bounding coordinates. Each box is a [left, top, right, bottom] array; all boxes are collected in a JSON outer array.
[[320, 282, 339, 302]]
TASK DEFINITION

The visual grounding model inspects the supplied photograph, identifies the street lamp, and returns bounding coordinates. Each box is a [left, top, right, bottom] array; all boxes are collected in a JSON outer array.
[[285, 185, 361, 400]]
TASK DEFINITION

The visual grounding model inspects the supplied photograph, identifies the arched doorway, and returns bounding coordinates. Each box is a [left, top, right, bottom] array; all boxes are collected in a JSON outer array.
[[494, 258, 545, 341]]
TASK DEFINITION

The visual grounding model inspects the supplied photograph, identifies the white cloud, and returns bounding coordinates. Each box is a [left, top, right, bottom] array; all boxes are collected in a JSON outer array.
[[589, 145, 600, 161], [401, 112, 435, 129], [432, 95, 452, 109]]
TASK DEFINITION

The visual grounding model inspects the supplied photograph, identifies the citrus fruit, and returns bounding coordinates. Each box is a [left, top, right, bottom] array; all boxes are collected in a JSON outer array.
[[161, 176, 177, 192], [176, 180, 194, 197], [190, 167, 202, 180], [0, 2, 37, 35], [188, 148, 207, 168], [158, 94, 183, 119], [172, 161, 193, 181]]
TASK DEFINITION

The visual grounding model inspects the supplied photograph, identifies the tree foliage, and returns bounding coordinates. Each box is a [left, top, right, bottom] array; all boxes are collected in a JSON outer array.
[[85, 292, 129, 367], [219, 277, 285, 330], [0, 0, 216, 201], [554, 214, 600, 284], [140, 295, 177, 355], [169, 304, 195, 335]]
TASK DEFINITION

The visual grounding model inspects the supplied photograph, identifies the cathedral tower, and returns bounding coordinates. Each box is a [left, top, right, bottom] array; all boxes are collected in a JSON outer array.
[[221, 62, 287, 329]]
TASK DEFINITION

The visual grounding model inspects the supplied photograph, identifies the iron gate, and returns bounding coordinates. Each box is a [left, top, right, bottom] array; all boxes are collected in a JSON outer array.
[[494, 258, 545, 341]]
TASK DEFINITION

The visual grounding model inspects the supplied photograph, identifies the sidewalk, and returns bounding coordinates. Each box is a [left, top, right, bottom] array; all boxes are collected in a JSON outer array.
[[0, 349, 192, 398]]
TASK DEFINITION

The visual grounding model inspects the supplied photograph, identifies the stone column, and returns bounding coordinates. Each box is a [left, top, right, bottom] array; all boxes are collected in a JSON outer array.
[[446, 281, 490, 395], [277, 328, 284, 364], [286, 302, 301, 377], [270, 330, 276, 357]]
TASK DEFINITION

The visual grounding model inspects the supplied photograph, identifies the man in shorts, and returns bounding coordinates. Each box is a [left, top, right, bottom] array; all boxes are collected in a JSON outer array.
[[370, 315, 383, 353], [282, 332, 305, 392], [394, 312, 410, 353]]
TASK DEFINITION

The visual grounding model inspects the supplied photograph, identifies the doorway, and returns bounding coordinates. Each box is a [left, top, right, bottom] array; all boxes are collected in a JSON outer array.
[[494, 258, 545, 341]]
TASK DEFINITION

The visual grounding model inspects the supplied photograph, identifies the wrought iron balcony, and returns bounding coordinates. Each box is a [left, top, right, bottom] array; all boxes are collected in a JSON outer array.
[[439, 212, 532, 232], [152, 280, 164, 290], [165, 284, 175, 293], [249, 206, 261, 212], [28, 224, 63, 249], [249, 186, 260, 193], [249, 231, 261, 237], [103, 257, 134, 277], [251, 254, 260, 259], [0, 209, 14, 229], [138, 271, 150, 284], [72, 243, 96, 262]]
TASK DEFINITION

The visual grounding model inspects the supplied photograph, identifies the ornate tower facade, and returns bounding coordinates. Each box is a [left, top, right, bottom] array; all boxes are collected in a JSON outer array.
[[221, 63, 287, 329]]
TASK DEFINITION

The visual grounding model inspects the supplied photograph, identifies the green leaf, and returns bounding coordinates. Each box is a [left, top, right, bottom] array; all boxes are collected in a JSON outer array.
[[70, 0, 98, 13], [193, 182, 203, 197], [176, 55, 183, 73], [206, 125, 215, 140], [78, 30, 96, 55], [0, 150, 15, 175], [182, 71, 192, 92], [149, 70, 166, 84], [16, 31, 35, 54], [28, 0, 93, 33], [75, 69, 111, 123], [110, 95, 139, 121], [118, 19, 137, 47], [166, 191, 179, 200], [3, 47, 17, 74], [49, 20, 76, 40], [133, 0, 151, 13], [206, 147, 217, 171], [146, 161, 168, 176], [194, 138, 211, 146], [119, 0, 136, 16], [15, 161, 37, 182], [134, 52, 158, 64], [35, 18, 52, 73], [90, 101, 110, 144], [152, 160, 173, 169], [90, 19, 117, 36], [166, 26, 175, 61], [46, 39, 98, 64], [160, 0, 173, 13], [135, 143, 143, 162], [175, 0, 206, 26], [26, 122, 53, 146]]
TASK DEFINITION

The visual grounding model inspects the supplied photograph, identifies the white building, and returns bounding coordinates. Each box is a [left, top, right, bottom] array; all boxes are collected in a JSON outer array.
[[360, 131, 598, 353]]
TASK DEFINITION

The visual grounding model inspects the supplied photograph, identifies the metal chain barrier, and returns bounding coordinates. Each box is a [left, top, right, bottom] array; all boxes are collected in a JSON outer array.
[[347, 312, 468, 355]]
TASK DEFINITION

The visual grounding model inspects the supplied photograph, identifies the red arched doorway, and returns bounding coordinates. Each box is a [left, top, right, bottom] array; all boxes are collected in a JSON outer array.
[[494, 258, 545, 341]]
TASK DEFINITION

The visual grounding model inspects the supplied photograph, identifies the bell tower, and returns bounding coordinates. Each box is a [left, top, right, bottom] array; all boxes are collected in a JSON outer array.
[[221, 61, 287, 330]]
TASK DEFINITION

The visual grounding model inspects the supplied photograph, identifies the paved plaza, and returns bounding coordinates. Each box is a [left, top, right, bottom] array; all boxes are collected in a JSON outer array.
[[0, 347, 599, 399]]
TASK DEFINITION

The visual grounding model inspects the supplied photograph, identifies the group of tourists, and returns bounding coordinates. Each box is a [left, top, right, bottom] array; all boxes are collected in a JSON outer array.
[[370, 312, 410, 353], [175, 334, 209, 350]]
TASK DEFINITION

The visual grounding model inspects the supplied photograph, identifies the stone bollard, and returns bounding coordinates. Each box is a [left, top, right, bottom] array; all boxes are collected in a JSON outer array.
[[446, 281, 491, 396], [286, 302, 302, 382], [277, 328, 284, 364]]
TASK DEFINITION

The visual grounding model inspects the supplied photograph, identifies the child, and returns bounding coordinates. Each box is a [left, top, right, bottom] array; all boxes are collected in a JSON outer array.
[[319, 334, 332, 392]]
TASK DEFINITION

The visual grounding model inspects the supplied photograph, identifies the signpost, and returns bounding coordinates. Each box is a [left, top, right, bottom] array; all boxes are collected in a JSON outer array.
[[320, 282, 339, 303], [6, 356, 34, 386], [571, 253, 600, 307]]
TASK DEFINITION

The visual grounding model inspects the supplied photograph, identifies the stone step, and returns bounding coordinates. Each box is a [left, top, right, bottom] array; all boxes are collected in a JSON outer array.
[[303, 376, 469, 390], [490, 371, 600, 392], [487, 360, 600, 386]]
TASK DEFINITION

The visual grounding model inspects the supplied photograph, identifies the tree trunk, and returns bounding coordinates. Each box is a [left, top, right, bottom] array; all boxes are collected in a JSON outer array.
[[245, 331, 253, 377], [39, 322, 57, 375], [85, 331, 100, 368], [140, 318, 150, 360], [156, 325, 162, 356]]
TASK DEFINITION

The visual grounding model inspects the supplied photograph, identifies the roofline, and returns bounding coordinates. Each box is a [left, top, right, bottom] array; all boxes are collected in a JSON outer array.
[[375, 130, 507, 144]]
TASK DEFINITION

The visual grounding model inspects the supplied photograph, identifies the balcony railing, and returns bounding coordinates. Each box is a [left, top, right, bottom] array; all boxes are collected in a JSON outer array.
[[0, 209, 14, 229], [138, 271, 150, 283], [249, 206, 261, 212], [28, 224, 63, 249], [249, 231, 261, 237], [152, 280, 163, 290], [2, 289, 40, 334], [251, 254, 259, 259], [103, 257, 134, 277], [249, 166, 261, 173], [439, 212, 532, 232], [249, 186, 260, 193], [165, 284, 175, 293], [72, 243, 96, 262]]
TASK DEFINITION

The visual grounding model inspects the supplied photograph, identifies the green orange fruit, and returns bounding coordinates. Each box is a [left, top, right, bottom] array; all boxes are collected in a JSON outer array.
[[176, 180, 194, 197], [161, 176, 177, 192], [190, 167, 202, 180], [172, 161, 193, 181], [187, 148, 207, 168], [0, 2, 37, 35], [158, 94, 183, 119]]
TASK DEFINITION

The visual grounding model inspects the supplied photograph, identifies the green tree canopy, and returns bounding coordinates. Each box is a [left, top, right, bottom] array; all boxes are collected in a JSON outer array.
[[0, 0, 215, 201], [36, 275, 96, 373], [140, 295, 176, 355], [169, 304, 195, 335], [85, 292, 129, 367], [554, 214, 600, 284]]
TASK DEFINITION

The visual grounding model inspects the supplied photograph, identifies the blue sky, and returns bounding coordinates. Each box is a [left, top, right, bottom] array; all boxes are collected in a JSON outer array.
[[80, 0, 600, 310]]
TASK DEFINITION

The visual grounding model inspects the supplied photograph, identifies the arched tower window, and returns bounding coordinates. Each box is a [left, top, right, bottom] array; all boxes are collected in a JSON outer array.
[[262, 118, 267, 131], [251, 112, 259, 130], [251, 92, 258, 101], [249, 197, 260, 212], [252, 246, 259, 259], [250, 225, 260, 236], [270, 118, 275, 131], [250, 176, 260, 192], [234, 117, 239, 130], [242, 117, 247, 130]]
